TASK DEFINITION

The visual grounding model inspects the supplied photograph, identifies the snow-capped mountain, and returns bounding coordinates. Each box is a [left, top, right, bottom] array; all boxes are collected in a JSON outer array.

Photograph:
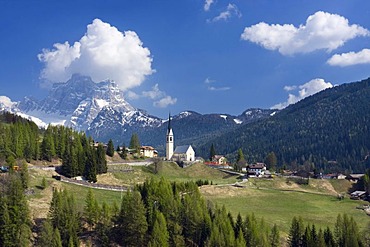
[[0, 74, 276, 151], [15, 74, 141, 130]]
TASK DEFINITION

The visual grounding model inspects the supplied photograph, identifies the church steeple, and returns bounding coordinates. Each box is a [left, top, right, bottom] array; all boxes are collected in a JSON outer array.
[[167, 112, 172, 133], [166, 113, 174, 160]]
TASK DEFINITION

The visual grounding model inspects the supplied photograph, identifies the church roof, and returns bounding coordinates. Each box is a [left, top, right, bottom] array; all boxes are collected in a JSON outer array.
[[174, 145, 193, 154]]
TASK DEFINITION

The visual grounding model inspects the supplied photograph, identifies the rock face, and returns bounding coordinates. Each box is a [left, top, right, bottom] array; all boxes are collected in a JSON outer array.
[[0, 74, 275, 151]]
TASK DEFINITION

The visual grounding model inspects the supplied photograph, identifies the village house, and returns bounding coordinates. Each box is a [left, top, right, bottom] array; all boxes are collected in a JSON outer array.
[[140, 146, 158, 158], [347, 174, 365, 183], [350, 191, 367, 200], [212, 155, 227, 165], [247, 163, 267, 177]]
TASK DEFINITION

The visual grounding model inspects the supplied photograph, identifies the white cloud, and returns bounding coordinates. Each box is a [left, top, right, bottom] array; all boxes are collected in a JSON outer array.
[[154, 96, 177, 108], [327, 48, 370, 66], [142, 84, 165, 99], [208, 86, 231, 91], [38, 19, 154, 91], [241, 11, 369, 55], [272, 78, 333, 109], [126, 91, 140, 100], [204, 77, 215, 84], [204, 77, 230, 91], [208, 3, 242, 22], [126, 83, 177, 108], [0, 96, 16, 108], [204, 0, 214, 11], [283, 85, 297, 91]]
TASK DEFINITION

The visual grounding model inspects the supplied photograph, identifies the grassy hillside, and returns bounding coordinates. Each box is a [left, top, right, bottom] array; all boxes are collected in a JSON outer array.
[[27, 163, 369, 239], [201, 177, 369, 236]]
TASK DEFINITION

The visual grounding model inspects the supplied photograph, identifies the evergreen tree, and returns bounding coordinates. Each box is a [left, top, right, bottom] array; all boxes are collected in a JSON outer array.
[[115, 190, 148, 246], [96, 143, 107, 174], [84, 189, 98, 230], [288, 216, 303, 247], [148, 210, 169, 247], [96, 202, 111, 247], [0, 199, 12, 247], [270, 224, 280, 247], [265, 151, 277, 171], [19, 161, 29, 189], [209, 143, 216, 161], [106, 139, 115, 157], [38, 220, 54, 247], [129, 133, 141, 153], [53, 228, 63, 247]]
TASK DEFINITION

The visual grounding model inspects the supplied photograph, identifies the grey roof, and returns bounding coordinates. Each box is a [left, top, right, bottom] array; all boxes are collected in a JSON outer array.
[[174, 145, 192, 154]]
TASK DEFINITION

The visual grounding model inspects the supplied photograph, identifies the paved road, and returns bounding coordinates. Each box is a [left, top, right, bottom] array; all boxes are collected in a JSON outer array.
[[107, 160, 153, 166]]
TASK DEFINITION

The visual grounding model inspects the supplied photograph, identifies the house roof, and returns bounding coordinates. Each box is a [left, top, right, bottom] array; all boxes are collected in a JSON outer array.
[[141, 146, 155, 150], [214, 155, 225, 159], [248, 163, 266, 169], [174, 145, 193, 154], [351, 191, 366, 196]]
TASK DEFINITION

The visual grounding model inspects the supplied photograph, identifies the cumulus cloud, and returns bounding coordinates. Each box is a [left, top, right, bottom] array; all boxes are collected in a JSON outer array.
[[208, 3, 242, 22], [204, 0, 214, 11], [241, 11, 369, 55], [38, 19, 154, 90], [154, 96, 177, 108], [272, 78, 333, 109], [327, 48, 370, 66], [127, 83, 177, 108]]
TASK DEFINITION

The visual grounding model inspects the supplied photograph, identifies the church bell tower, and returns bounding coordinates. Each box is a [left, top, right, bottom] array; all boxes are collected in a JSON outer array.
[[166, 113, 174, 160]]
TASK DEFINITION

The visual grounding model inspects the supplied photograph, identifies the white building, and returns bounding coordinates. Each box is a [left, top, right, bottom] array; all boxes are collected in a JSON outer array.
[[165, 113, 196, 162], [140, 146, 158, 158], [172, 145, 195, 162], [166, 114, 174, 160]]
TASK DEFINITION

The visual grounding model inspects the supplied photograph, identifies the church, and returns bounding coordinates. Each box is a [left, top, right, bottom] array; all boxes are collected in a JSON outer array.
[[166, 114, 195, 162]]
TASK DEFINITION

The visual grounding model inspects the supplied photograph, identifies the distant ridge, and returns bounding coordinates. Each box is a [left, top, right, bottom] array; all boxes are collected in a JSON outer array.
[[197, 77, 370, 172]]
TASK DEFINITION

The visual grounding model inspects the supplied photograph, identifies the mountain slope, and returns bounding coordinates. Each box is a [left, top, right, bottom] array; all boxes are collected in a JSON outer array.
[[197, 78, 370, 172]]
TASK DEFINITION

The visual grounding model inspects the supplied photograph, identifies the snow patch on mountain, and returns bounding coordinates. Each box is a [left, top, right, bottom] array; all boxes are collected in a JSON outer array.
[[220, 115, 227, 120], [233, 118, 243, 124]]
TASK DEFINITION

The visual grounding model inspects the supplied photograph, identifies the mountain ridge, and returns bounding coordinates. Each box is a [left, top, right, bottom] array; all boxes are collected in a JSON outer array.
[[197, 77, 370, 172], [0, 74, 274, 151]]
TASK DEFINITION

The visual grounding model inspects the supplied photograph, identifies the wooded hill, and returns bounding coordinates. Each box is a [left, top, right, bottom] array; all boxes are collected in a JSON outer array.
[[198, 77, 370, 173]]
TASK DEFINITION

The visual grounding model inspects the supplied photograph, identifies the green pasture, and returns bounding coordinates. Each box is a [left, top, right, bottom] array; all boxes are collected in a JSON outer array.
[[202, 185, 369, 236]]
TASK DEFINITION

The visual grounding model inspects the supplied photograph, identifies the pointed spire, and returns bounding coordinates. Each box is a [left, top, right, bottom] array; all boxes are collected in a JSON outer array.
[[167, 112, 172, 131]]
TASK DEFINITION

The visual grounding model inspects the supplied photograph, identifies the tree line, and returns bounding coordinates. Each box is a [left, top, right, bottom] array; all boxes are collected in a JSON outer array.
[[33, 177, 368, 247], [0, 112, 107, 181], [198, 78, 370, 173]]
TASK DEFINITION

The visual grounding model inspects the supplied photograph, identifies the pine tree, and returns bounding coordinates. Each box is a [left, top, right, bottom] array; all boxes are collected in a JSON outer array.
[[106, 139, 115, 157], [265, 151, 277, 171], [96, 143, 107, 174], [38, 220, 54, 247], [148, 210, 169, 247], [53, 228, 63, 247], [115, 190, 148, 246], [288, 216, 303, 247], [129, 133, 141, 153], [0, 199, 12, 247], [270, 224, 280, 247], [84, 189, 98, 230], [209, 144, 216, 161]]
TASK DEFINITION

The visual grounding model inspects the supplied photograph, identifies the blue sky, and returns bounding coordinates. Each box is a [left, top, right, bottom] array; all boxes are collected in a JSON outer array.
[[1, 0, 370, 118]]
